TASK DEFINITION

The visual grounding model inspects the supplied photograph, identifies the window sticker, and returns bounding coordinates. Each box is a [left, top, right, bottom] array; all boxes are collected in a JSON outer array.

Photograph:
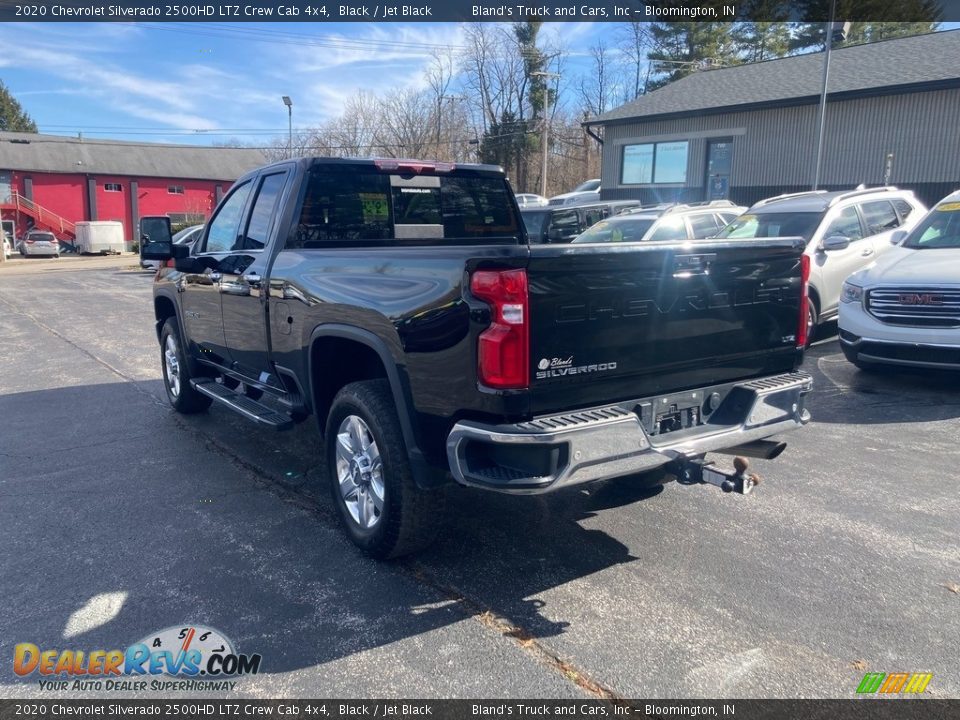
[[359, 193, 389, 222]]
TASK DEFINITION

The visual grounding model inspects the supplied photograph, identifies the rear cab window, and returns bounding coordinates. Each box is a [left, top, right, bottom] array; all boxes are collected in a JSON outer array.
[[289, 163, 521, 248]]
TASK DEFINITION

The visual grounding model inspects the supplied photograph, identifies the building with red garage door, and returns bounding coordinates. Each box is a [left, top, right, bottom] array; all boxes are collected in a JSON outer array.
[[0, 132, 267, 246]]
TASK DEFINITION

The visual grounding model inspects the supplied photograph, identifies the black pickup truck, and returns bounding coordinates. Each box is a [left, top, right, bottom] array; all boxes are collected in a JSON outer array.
[[141, 158, 812, 558]]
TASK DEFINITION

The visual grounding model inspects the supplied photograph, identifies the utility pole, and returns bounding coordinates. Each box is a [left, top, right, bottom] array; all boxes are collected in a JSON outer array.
[[812, 5, 850, 190], [282, 96, 293, 159], [532, 70, 560, 198]]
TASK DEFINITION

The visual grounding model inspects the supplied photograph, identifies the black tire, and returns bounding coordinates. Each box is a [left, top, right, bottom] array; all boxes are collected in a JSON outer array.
[[804, 299, 818, 348], [326, 379, 443, 559], [160, 318, 213, 414]]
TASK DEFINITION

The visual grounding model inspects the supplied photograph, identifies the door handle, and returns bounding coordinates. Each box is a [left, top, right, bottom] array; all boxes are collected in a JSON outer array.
[[242, 271, 262, 287], [861, 248, 874, 257], [208, 271, 222, 282]]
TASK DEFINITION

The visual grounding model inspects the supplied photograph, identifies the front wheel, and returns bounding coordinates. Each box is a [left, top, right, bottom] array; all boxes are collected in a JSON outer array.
[[326, 379, 443, 559], [160, 318, 212, 414]]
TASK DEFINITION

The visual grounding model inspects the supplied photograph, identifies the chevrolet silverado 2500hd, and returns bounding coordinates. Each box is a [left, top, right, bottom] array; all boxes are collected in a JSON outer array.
[[141, 158, 812, 558]]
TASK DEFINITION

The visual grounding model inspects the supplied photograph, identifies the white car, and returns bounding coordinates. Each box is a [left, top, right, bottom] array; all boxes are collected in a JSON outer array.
[[548, 178, 600, 206], [839, 191, 960, 371], [515, 193, 548, 208], [19, 230, 60, 258], [716, 186, 926, 343], [2, 233, 11, 259]]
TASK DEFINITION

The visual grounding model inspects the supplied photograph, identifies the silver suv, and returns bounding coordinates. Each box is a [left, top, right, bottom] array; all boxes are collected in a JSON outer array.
[[571, 200, 745, 244], [715, 187, 926, 342]]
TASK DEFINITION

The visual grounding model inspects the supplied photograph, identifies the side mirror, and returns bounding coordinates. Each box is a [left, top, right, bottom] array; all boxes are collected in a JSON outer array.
[[139, 216, 174, 260], [890, 229, 908, 246], [821, 235, 850, 251]]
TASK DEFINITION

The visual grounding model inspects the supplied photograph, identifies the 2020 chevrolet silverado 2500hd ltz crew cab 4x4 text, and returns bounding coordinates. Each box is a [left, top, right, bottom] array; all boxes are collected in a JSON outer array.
[[141, 158, 812, 558]]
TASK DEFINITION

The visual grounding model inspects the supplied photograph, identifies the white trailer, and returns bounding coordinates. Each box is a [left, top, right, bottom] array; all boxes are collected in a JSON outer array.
[[75, 221, 125, 255]]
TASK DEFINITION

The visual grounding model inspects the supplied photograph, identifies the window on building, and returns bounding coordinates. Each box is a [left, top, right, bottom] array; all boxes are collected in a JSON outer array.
[[103, 183, 122, 192], [621, 141, 689, 185], [168, 185, 185, 195]]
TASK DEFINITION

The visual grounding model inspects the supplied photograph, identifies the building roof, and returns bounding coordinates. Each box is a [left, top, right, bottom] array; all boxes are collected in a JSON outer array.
[[0, 132, 267, 180], [590, 30, 960, 125]]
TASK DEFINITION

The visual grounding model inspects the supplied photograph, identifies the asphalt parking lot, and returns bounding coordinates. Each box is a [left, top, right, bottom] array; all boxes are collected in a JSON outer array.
[[1, 255, 958, 699]]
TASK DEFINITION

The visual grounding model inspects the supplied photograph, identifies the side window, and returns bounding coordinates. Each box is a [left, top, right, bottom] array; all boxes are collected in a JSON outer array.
[[203, 181, 252, 253], [238, 172, 287, 251], [548, 210, 581, 242], [290, 170, 391, 248], [688, 212, 720, 239], [716, 212, 738, 226], [647, 216, 686, 242], [822, 206, 863, 242], [859, 200, 899, 236], [582, 207, 607, 228], [893, 198, 916, 223]]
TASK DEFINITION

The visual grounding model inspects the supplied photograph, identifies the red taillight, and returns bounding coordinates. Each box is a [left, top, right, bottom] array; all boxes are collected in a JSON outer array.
[[471, 269, 529, 389], [797, 253, 811, 349], [374, 158, 454, 174]]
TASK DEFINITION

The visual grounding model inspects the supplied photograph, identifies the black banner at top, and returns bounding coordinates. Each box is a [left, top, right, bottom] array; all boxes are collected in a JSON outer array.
[[1, 0, 959, 21]]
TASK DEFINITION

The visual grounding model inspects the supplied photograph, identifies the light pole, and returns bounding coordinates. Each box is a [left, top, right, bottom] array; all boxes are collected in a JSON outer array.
[[812, 4, 848, 189], [531, 70, 560, 198], [282, 95, 293, 158]]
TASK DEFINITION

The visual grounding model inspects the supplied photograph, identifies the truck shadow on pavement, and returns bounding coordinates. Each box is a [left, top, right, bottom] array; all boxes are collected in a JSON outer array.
[[1, 380, 662, 682]]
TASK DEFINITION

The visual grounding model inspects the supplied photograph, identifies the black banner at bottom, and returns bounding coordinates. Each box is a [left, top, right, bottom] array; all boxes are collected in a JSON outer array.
[[0, 700, 957, 720]]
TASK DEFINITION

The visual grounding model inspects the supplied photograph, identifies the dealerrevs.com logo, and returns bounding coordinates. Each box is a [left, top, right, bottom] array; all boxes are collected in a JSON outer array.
[[14, 625, 261, 692]]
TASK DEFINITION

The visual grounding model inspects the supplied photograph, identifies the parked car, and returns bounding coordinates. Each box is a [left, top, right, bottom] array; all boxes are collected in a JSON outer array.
[[2, 232, 12, 259], [839, 191, 960, 370], [572, 201, 745, 244], [141, 157, 812, 558], [19, 230, 60, 258], [548, 178, 601, 206], [521, 200, 641, 244], [515, 193, 548, 208], [715, 187, 926, 342], [141, 224, 204, 270]]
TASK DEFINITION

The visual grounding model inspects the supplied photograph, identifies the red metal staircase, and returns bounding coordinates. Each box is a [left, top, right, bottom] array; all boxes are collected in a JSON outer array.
[[1, 192, 77, 242]]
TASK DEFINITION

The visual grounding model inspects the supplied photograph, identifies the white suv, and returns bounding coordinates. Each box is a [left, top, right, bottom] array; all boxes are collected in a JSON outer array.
[[715, 187, 926, 342], [839, 191, 960, 370]]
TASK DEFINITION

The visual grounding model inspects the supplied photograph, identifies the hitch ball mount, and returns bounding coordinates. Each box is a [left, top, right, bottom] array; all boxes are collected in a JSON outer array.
[[670, 456, 761, 495]]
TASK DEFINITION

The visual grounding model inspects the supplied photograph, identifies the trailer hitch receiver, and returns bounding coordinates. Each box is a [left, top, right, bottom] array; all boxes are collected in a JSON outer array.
[[671, 456, 760, 495]]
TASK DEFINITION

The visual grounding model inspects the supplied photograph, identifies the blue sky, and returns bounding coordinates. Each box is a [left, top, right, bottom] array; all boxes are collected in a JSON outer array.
[[3, 22, 956, 148], [0, 22, 602, 146]]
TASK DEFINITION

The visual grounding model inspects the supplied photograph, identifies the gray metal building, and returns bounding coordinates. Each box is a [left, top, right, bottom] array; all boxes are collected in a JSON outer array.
[[585, 30, 960, 208]]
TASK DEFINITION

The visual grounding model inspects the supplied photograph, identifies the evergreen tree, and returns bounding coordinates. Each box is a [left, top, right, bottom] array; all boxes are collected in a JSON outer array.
[[646, 23, 740, 91], [0, 80, 37, 133], [733, 0, 793, 61], [789, 0, 941, 53]]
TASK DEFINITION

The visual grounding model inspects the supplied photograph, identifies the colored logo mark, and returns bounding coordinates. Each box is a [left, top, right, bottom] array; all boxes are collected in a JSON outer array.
[[856, 672, 932, 694]]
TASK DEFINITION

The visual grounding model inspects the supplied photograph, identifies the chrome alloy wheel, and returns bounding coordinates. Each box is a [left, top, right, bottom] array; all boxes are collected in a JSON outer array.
[[335, 415, 384, 529], [164, 334, 181, 398]]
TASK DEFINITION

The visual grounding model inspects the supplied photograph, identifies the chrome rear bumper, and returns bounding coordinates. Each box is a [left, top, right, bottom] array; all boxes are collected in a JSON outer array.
[[446, 372, 812, 494]]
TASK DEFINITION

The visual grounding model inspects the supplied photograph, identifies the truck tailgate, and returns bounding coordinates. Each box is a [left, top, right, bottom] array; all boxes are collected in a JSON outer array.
[[525, 238, 806, 415]]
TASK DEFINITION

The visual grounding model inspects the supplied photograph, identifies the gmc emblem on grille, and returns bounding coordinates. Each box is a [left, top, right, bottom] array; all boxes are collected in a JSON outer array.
[[898, 293, 943, 305]]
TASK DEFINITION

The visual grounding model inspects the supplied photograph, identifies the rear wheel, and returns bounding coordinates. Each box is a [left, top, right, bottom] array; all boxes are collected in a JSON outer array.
[[326, 379, 442, 559], [805, 300, 818, 348], [160, 318, 212, 414]]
